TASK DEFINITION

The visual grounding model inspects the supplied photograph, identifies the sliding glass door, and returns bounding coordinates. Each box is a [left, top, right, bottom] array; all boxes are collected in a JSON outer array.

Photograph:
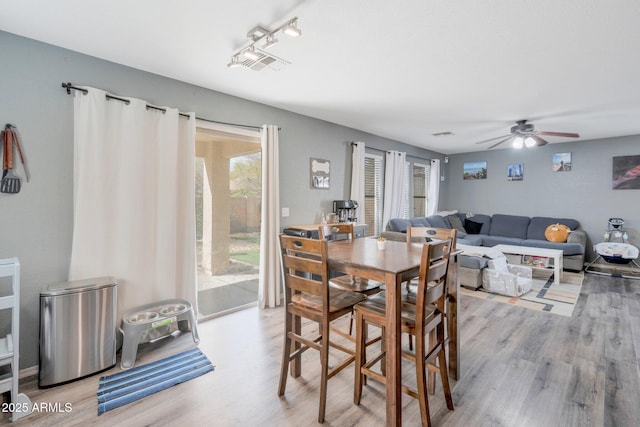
[[195, 123, 262, 319]]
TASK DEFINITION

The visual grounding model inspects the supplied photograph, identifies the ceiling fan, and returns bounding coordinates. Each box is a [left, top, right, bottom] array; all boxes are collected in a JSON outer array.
[[475, 119, 579, 149]]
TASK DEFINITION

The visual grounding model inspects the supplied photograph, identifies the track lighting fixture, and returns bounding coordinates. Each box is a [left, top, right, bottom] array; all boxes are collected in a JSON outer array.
[[283, 19, 302, 37], [263, 35, 279, 49], [242, 46, 260, 61], [228, 16, 301, 71], [227, 55, 242, 68]]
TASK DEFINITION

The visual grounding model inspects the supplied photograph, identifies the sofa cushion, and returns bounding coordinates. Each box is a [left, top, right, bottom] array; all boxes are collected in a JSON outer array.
[[465, 214, 492, 234], [389, 218, 411, 232], [464, 219, 483, 234], [527, 217, 580, 240], [447, 215, 466, 233], [459, 255, 490, 269], [521, 239, 585, 256], [489, 214, 530, 239], [409, 217, 429, 227], [458, 234, 484, 246], [482, 235, 524, 247], [425, 215, 450, 229]]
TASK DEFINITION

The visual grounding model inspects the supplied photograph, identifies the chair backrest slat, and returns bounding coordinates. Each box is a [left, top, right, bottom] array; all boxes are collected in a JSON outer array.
[[415, 239, 452, 328], [407, 226, 457, 249], [280, 235, 329, 300], [318, 223, 354, 241]]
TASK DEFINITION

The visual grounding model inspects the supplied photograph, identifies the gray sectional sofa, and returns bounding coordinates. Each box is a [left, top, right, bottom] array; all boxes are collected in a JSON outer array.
[[382, 212, 587, 274]]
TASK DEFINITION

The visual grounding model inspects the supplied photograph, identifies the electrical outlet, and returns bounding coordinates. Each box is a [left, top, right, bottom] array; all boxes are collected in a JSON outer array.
[[282, 207, 290, 217]]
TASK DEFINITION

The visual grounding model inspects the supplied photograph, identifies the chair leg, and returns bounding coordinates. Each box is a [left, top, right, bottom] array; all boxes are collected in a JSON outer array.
[[427, 329, 436, 395], [415, 333, 432, 427], [438, 349, 454, 410], [278, 312, 293, 396], [354, 310, 365, 405], [348, 309, 355, 336], [318, 320, 330, 423]]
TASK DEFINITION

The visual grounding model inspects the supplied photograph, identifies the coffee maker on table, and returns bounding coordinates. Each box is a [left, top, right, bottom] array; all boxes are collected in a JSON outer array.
[[333, 200, 358, 223]]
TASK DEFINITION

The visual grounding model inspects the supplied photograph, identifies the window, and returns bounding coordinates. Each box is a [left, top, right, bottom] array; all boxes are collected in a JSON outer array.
[[400, 160, 430, 218], [412, 163, 429, 217], [364, 153, 383, 236], [363, 153, 431, 236]]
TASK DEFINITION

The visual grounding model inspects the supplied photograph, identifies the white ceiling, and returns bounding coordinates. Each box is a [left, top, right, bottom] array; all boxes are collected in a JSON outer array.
[[3, 0, 640, 154]]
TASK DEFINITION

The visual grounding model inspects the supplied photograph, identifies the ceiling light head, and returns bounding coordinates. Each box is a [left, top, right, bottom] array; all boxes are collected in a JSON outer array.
[[227, 55, 242, 68], [524, 136, 536, 148], [263, 34, 279, 49], [512, 136, 524, 149], [242, 46, 260, 61], [283, 19, 301, 37]]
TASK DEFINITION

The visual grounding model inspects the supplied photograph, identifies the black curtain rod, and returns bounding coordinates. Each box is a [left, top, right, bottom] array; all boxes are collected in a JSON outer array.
[[62, 82, 276, 131], [350, 141, 432, 162]]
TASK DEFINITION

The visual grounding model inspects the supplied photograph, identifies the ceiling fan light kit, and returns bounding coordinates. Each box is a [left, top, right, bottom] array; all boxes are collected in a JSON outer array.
[[476, 119, 580, 150], [228, 17, 301, 71]]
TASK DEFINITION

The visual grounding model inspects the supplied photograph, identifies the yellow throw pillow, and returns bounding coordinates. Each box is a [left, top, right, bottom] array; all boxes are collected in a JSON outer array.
[[545, 224, 571, 243]]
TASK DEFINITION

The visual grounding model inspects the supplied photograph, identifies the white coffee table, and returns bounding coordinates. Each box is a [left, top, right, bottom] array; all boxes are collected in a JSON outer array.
[[493, 244, 563, 286]]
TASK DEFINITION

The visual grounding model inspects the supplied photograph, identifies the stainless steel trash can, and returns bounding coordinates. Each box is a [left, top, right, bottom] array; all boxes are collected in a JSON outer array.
[[39, 277, 117, 387]]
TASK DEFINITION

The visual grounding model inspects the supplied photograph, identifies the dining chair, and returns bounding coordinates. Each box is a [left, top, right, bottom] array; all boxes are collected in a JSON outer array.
[[319, 223, 383, 337], [404, 227, 457, 352], [406, 226, 457, 249], [353, 239, 455, 427], [318, 223, 383, 295], [278, 234, 367, 423]]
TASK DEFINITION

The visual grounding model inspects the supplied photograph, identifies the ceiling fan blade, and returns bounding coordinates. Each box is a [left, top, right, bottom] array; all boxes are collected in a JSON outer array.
[[538, 131, 579, 138], [488, 136, 512, 149], [530, 135, 548, 146], [475, 134, 511, 145]]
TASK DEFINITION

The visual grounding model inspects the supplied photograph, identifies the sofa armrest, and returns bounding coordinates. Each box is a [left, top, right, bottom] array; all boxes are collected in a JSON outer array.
[[507, 264, 532, 279], [567, 229, 587, 247], [482, 268, 517, 287]]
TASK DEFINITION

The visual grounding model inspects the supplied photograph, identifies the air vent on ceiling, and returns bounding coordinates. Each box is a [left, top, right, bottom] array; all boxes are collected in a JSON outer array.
[[241, 48, 290, 71]]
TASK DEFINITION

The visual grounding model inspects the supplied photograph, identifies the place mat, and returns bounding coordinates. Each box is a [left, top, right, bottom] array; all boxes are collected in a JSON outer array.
[[97, 347, 214, 415], [460, 270, 584, 317]]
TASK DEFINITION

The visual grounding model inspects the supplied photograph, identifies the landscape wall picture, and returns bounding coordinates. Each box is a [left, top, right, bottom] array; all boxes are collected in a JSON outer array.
[[463, 161, 487, 180]]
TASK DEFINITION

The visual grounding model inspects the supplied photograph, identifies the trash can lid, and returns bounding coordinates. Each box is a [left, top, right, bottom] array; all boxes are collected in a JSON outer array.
[[41, 276, 117, 296]]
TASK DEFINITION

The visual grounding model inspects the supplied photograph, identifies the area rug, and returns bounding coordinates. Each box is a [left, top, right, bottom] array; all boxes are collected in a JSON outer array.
[[460, 270, 584, 317], [97, 347, 214, 415]]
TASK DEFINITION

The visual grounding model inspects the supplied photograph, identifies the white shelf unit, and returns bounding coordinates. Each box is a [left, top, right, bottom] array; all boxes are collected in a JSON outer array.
[[0, 258, 32, 421]]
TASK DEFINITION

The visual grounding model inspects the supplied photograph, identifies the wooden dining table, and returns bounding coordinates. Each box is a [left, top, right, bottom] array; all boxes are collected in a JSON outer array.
[[326, 238, 460, 427]]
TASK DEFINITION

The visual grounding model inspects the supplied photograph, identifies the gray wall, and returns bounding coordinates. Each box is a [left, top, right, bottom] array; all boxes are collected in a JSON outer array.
[[443, 135, 640, 260], [0, 31, 442, 369]]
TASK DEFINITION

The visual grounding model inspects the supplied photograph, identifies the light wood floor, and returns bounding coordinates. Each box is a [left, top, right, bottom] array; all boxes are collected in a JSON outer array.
[[3, 272, 639, 426]]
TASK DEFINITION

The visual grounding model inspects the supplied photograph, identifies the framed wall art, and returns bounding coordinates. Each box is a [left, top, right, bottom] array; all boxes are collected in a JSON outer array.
[[463, 161, 487, 180], [612, 155, 640, 189], [310, 158, 330, 189], [507, 163, 523, 181], [552, 152, 571, 172]]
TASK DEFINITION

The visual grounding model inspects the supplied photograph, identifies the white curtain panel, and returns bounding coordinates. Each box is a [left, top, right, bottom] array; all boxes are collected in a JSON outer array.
[[70, 88, 197, 320], [428, 159, 440, 215], [258, 125, 281, 309], [349, 141, 365, 221], [382, 150, 407, 231]]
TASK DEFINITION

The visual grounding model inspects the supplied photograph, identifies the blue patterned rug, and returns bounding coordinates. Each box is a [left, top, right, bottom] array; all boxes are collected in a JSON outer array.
[[97, 347, 214, 415]]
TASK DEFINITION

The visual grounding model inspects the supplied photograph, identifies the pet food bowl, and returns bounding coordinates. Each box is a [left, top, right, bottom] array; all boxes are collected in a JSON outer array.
[[126, 311, 159, 324]]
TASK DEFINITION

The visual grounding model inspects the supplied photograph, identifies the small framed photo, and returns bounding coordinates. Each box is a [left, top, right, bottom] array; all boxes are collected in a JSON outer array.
[[507, 163, 523, 181], [552, 153, 571, 172], [463, 161, 487, 180], [310, 158, 330, 189]]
